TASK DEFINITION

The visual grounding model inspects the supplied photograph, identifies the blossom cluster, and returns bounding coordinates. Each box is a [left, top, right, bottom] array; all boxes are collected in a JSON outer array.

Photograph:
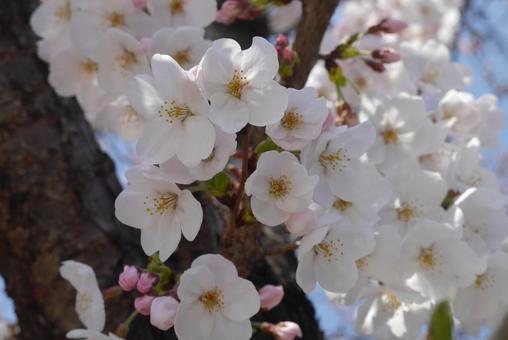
[[31, 0, 508, 339]]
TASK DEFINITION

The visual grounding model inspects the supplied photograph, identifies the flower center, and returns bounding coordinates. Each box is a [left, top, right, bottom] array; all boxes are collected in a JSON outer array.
[[227, 69, 249, 99], [442, 109, 455, 120], [173, 49, 191, 67], [281, 110, 303, 130], [158, 101, 194, 123], [144, 193, 178, 216], [355, 76, 368, 90], [170, 0, 185, 14], [123, 106, 142, 123], [314, 240, 343, 262], [421, 68, 439, 84], [106, 12, 126, 27], [396, 202, 414, 223], [356, 257, 368, 270], [381, 126, 398, 144], [76, 292, 92, 313], [380, 291, 401, 312], [474, 273, 493, 290], [319, 148, 350, 171], [418, 245, 438, 270], [54, 2, 71, 21], [332, 198, 352, 212], [269, 175, 292, 199], [199, 287, 224, 313], [117, 48, 138, 70], [81, 59, 98, 75]]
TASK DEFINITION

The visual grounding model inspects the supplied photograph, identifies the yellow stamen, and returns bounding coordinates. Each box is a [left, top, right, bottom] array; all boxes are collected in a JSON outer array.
[[227, 69, 249, 99], [281, 110, 303, 130], [117, 48, 138, 70], [173, 49, 191, 67], [396, 202, 414, 223], [144, 193, 178, 216], [106, 12, 126, 27], [381, 126, 398, 144], [269, 175, 292, 199], [199, 287, 224, 313], [170, 0, 185, 15], [333, 198, 352, 212], [54, 2, 71, 21], [158, 100, 194, 123], [418, 246, 436, 270], [81, 59, 98, 75]]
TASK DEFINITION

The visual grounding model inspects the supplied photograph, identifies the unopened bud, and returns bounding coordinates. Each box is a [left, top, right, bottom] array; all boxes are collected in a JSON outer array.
[[368, 18, 408, 34], [372, 48, 401, 63], [364, 59, 386, 73]]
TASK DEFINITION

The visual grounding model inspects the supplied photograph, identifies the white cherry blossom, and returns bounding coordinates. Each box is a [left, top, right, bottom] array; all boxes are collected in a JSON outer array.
[[114, 165, 203, 261], [96, 96, 145, 142], [266, 87, 328, 151], [379, 163, 448, 233], [175, 254, 260, 340], [296, 217, 375, 293], [199, 37, 288, 133], [30, 0, 72, 40], [147, 0, 217, 28], [150, 27, 211, 70], [245, 151, 318, 226], [128, 54, 215, 166], [67, 329, 123, 340], [94, 29, 149, 95], [301, 121, 390, 206], [70, 0, 155, 49], [362, 94, 446, 173], [401, 220, 483, 301], [159, 128, 237, 182], [59, 261, 105, 332]]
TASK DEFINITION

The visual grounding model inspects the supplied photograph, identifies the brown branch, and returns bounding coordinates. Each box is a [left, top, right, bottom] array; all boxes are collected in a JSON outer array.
[[230, 126, 250, 229], [283, 0, 342, 89], [265, 242, 299, 256]]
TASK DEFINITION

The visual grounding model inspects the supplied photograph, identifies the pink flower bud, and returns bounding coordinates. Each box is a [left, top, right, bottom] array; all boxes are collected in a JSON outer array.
[[276, 34, 289, 48], [363, 59, 385, 73], [259, 285, 284, 310], [376, 18, 408, 33], [216, 0, 243, 25], [265, 322, 303, 340], [137, 272, 158, 294], [132, 0, 147, 10], [134, 295, 155, 316], [372, 48, 401, 64], [281, 47, 295, 64], [285, 210, 317, 236], [150, 296, 179, 331], [118, 265, 139, 292]]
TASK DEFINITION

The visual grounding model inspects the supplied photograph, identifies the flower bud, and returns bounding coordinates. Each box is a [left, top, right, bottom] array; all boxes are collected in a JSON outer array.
[[372, 48, 401, 64], [281, 47, 295, 64], [215, 0, 243, 25], [363, 59, 385, 73], [118, 265, 139, 292], [132, 0, 147, 10], [259, 285, 284, 310], [264, 322, 302, 340], [276, 34, 289, 48], [367, 18, 408, 34], [150, 296, 179, 331], [137, 272, 158, 294], [134, 295, 155, 316]]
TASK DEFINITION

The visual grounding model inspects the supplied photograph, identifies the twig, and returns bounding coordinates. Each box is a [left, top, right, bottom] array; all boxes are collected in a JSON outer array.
[[282, 0, 342, 89], [230, 126, 250, 230]]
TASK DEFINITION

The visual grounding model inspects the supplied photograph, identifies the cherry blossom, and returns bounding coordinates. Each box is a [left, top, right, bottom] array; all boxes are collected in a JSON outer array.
[[115, 165, 202, 261], [175, 254, 260, 340], [245, 151, 318, 226], [128, 54, 215, 165], [150, 296, 179, 331], [266, 87, 328, 151], [199, 37, 288, 132], [60, 261, 105, 332], [147, 0, 217, 28]]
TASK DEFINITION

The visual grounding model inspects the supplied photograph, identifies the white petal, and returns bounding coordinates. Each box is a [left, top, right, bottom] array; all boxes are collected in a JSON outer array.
[[137, 119, 181, 164], [244, 81, 288, 127], [127, 75, 163, 120], [177, 117, 216, 167], [222, 278, 260, 321], [296, 252, 317, 293], [209, 93, 249, 133], [241, 37, 279, 87], [178, 190, 203, 241], [250, 197, 290, 226]]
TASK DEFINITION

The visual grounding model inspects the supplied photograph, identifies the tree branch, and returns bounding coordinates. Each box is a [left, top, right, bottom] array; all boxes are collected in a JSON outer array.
[[283, 0, 341, 89]]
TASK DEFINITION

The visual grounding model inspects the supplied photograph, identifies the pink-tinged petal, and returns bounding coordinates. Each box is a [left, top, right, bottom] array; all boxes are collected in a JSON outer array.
[[150, 54, 186, 100], [136, 119, 181, 164], [209, 93, 249, 133]]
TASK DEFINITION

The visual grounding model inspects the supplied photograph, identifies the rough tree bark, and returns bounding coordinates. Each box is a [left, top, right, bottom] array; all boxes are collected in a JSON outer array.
[[0, 1, 333, 339]]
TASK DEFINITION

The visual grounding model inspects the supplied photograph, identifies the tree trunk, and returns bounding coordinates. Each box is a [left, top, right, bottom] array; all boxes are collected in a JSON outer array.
[[0, 1, 322, 339]]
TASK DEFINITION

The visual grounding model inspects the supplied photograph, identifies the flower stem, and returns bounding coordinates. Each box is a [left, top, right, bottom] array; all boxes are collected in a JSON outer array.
[[115, 310, 139, 337], [230, 126, 250, 229]]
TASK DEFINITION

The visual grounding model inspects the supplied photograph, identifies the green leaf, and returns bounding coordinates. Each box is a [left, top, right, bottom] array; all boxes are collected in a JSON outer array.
[[427, 301, 453, 340], [206, 171, 230, 197], [254, 137, 282, 156]]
